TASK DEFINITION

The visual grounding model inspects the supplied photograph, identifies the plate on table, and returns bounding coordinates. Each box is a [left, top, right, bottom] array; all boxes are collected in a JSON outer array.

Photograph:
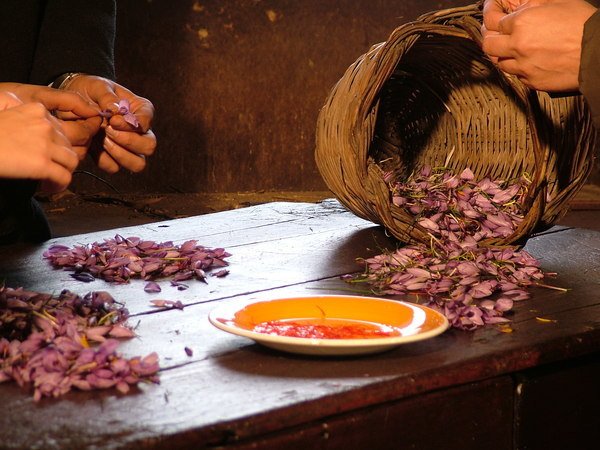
[[208, 295, 449, 356]]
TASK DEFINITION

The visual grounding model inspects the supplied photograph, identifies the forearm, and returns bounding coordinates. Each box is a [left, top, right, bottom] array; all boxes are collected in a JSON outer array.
[[579, 9, 600, 127]]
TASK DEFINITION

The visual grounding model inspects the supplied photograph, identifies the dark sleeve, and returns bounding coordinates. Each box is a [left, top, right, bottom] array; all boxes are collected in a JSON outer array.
[[580, 9, 600, 128], [0, 1, 44, 83], [29, 0, 116, 85]]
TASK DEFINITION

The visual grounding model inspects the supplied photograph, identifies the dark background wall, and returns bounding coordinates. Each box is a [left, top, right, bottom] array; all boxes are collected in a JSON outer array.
[[70, 0, 598, 196], [71, 0, 468, 194]]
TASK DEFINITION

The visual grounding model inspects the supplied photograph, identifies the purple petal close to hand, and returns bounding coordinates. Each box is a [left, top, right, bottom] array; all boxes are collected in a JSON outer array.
[[117, 99, 140, 128], [99, 99, 140, 127]]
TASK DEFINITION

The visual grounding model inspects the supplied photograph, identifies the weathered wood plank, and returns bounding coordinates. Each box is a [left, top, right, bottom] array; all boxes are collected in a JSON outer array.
[[515, 353, 600, 450], [0, 202, 599, 449], [0, 293, 598, 449], [224, 377, 514, 450]]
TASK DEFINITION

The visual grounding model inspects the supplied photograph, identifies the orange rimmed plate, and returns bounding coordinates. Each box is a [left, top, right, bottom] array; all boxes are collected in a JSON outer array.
[[208, 295, 449, 356]]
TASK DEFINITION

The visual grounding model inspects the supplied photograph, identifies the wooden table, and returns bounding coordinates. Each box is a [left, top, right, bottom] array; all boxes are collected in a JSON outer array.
[[0, 200, 599, 450]]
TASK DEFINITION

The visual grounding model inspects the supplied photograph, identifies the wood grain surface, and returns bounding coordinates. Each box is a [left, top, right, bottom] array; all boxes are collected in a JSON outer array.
[[0, 201, 599, 449]]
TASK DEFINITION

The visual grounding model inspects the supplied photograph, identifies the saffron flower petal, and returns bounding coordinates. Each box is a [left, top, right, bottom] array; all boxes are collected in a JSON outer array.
[[144, 281, 162, 293], [345, 166, 551, 330]]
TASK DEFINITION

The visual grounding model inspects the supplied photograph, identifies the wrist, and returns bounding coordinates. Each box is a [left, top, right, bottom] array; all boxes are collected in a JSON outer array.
[[50, 73, 84, 90]]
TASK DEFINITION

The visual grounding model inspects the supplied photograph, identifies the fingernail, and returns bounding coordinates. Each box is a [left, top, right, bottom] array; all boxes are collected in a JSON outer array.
[[104, 136, 114, 148], [105, 126, 118, 137]]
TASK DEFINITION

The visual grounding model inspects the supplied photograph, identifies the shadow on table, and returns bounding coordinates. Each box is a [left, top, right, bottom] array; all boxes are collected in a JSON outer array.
[[212, 328, 467, 380]]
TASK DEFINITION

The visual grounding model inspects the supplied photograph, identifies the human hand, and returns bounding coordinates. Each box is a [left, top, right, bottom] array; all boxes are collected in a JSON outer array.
[[482, 0, 532, 38], [0, 92, 79, 194], [0, 82, 102, 160], [63, 75, 156, 174], [481, 0, 597, 92]]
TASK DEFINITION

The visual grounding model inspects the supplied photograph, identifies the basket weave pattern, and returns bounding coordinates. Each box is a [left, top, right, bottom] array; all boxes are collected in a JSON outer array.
[[315, 3, 596, 245]]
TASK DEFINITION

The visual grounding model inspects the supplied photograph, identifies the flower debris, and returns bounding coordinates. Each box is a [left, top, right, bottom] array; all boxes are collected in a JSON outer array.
[[43, 234, 231, 285], [346, 166, 562, 330], [150, 299, 184, 310], [0, 286, 159, 401]]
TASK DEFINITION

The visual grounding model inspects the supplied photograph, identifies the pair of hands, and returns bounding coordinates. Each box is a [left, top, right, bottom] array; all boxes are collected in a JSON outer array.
[[481, 0, 597, 92], [0, 76, 156, 193]]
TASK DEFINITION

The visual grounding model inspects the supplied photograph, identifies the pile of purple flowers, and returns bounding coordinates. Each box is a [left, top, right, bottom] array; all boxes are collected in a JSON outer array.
[[0, 286, 159, 401], [43, 234, 230, 284], [348, 166, 553, 330]]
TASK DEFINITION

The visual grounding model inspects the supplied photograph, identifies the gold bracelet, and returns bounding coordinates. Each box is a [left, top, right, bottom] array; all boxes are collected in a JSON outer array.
[[51, 72, 82, 90]]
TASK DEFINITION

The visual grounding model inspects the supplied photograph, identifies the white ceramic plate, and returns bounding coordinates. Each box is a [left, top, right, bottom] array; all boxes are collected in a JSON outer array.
[[208, 295, 449, 356]]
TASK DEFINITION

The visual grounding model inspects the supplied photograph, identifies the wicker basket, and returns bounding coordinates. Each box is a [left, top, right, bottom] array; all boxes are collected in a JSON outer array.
[[315, 3, 596, 245]]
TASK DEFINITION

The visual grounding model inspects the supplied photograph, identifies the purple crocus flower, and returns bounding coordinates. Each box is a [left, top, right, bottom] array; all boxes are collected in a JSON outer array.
[[117, 99, 140, 128], [99, 99, 140, 128]]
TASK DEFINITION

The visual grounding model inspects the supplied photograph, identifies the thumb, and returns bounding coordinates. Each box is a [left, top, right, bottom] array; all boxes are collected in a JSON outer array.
[[87, 83, 121, 114]]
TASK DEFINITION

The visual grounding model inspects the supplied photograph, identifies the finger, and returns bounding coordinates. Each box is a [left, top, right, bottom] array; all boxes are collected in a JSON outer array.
[[111, 84, 155, 129], [25, 104, 75, 158], [59, 117, 102, 147], [108, 97, 155, 133], [483, 2, 509, 32], [481, 33, 515, 59], [41, 144, 78, 190], [0, 91, 23, 110], [481, 24, 489, 40], [103, 136, 148, 173], [71, 146, 88, 160], [39, 163, 73, 194], [514, 0, 543, 12], [94, 149, 121, 174], [94, 86, 122, 114], [107, 114, 138, 131], [481, 25, 501, 39], [43, 113, 73, 147], [496, 57, 526, 77], [515, 75, 535, 89], [497, 11, 517, 34], [88, 133, 120, 173], [480, 25, 502, 59], [39, 89, 100, 118], [487, 53, 500, 65], [128, 98, 155, 133], [105, 126, 157, 156], [49, 143, 80, 173], [482, 0, 524, 31], [54, 109, 100, 121]]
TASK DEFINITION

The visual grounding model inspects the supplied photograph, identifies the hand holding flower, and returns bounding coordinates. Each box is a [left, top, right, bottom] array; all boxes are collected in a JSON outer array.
[[62, 74, 157, 174]]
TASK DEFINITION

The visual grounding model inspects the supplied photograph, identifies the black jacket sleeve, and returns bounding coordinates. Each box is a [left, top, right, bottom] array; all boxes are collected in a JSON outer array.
[[0, 0, 117, 244], [29, 0, 116, 84]]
